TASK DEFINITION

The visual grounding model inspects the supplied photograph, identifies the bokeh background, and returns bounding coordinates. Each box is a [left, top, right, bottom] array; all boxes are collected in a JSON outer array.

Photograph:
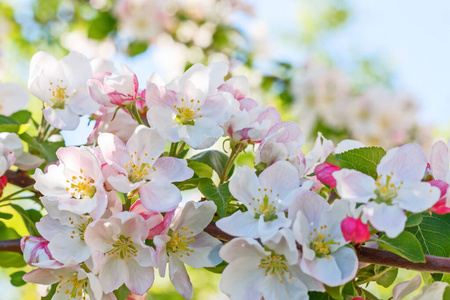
[[1, 0, 449, 299]]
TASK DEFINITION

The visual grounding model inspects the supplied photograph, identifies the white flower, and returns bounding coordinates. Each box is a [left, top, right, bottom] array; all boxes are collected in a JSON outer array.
[[33, 146, 107, 218], [333, 143, 441, 238], [36, 197, 93, 265], [84, 212, 156, 295], [98, 125, 193, 212], [0, 132, 44, 172], [219, 235, 324, 300], [23, 266, 108, 300], [289, 190, 358, 286], [154, 201, 222, 299], [146, 62, 237, 149], [28, 51, 100, 130], [216, 161, 299, 242]]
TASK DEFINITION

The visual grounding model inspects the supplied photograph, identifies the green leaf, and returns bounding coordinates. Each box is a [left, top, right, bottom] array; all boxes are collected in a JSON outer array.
[[378, 231, 425, 263], [406, 213, 423, 227], [9, 204, 41, 237], [204, 261, 228, 274], [19, 133, 64, 163], [187, 161, 213, 178], [189, 150, 232, 179], [374, 265, 398, 288], [174, 177, 211, 191], [360, 288, 380, 300], [198, 180, 231, 218], [128, 41, 148, 56], [0, 114, 20, 125], [405, 214, 450, 257], [0, 212, 13, 220], [88, 12, 117, 40], [333, 147, 386, 179], [10, 271, 27, 287], [308, 291, 334, 300], [0, 252, 26, 268], [113, 284, 131, 300], [0, 221, 21, 240], [0, 123, 29, 134], [10, 110, 31, 124]]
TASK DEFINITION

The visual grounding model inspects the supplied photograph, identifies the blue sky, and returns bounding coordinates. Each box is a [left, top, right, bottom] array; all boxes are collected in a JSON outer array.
[[245, 0, 450, 127]]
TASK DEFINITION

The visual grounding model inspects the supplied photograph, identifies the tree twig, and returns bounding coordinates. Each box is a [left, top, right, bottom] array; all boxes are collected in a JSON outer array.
[[0, 239, 22, 253], [203, 223, 450, 274]]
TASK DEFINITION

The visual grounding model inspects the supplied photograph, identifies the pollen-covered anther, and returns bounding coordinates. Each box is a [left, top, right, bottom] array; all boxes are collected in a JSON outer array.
[[107, 235, 138, 263], [66, 171, 96, 199], [259, 253, 288, 278]]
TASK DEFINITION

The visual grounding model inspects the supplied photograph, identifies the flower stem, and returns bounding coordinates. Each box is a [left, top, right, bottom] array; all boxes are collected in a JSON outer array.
[[169, 142, 179, 157], [175, 142, 187, 157], [124, 193, 132, 211], [219, 142, 245, 184], [0, 186, 34, 202], [126, 103, 144, 125]]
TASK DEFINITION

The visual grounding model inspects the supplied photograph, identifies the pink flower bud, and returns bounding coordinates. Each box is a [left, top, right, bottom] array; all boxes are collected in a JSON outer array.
[[341, 217, 370, 244], [429, 180, 450, 214], [314, 162, 341, 188], [20, 236, 62, 268], [0, 175, 7, 197], [130, 199, 175, 239]]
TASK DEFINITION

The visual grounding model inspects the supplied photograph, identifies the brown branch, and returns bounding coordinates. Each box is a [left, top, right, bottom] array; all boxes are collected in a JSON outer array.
[[204, 222, 450, 274], [0, 239, 22, 253], [3, 223, 450, 274], [5, 170, 36, 188]]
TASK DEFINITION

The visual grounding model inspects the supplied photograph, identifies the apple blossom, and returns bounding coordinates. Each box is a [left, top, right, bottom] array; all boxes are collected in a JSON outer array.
[[0, 132, 44, 171], [20, 235, 63, 269], [28, 51, 100, 130], [23, 266, 109, 300], [154, 201, 222, 299], [84, 211, 156, 295], [216, 161, 299, 242], [88, 64, 139, 107], [98, 125, 193, 212], [146, 62, 237, 149], [36, 197, 93, 265], [219, 236, 324, 300], [33, 146, 107, 218], [314, 162, 341, 188], [289, 191, 358, 286], [333, 143, 441, 238]]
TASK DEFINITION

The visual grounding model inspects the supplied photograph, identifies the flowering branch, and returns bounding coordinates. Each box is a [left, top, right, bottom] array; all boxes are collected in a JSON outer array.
[[203, 222, 450, 274], [0, 239, 21, 253]]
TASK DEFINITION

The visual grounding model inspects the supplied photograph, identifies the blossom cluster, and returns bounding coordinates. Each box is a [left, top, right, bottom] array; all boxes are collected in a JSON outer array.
[[18, 51, 450, 300], [293, 62, 430, 148]]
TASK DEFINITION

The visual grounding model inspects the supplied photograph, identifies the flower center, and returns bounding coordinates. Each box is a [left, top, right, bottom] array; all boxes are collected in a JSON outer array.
[[107, 235, 138, 263], [310, 225, 340, 259], [48, 79, 69, 109], [166, 227, 195, 258], [174, 98, 202, 125], [55, 274, 88, 299], [375, 174, 403, 204], [259, 253, 288, 277], [65, 169, 96, 199], [125, 152, 155, 183], [253, 193, 278, 222], [68, 216, 93, 241]]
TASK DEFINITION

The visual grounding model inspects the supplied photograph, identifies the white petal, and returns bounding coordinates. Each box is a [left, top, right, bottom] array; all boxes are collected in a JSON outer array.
[[377, 143, 427, 184], [229, 166, 262, 207], [216, 211, 259, 238], [139, 179, 182, 212], [393, 274, 422, 300], [180, 232, 222, 268], [395, 182, 440, 213], [125, 259, 154, 295], [149, 157, 193, 182], [364, 202, 407, 238], [333, 169, 377, 203], [171, 201, 216, 236], [99, 256, 129, 293], [258, 161, 300, 199], [430, 140, 450, 181], [43, 106, 79, 130], [168, 255, 193, 299]]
